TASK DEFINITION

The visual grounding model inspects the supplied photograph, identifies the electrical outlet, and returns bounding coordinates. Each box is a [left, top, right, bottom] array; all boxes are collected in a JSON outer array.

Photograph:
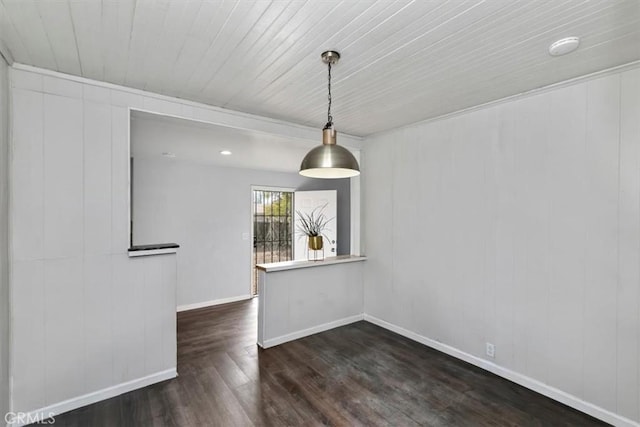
[[486, 342, 495, 358]]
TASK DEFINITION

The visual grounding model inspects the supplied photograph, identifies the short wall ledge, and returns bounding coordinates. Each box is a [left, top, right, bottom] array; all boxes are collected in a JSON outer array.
[[128, 243, 180, 257], [256, 254, 366, 272]]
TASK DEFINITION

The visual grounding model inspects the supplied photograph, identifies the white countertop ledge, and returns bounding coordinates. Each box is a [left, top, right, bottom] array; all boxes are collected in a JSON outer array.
[[128, 247, 178, 257], [128, 243, 179, 257], [256, 255, 366, 272]]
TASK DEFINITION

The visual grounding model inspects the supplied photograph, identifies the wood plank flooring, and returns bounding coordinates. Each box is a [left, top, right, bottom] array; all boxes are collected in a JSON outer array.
[[46, 299, 607, 426]]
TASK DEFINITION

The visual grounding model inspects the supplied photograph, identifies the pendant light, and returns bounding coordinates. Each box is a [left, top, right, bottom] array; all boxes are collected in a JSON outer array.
[[299, 51, 360, 179]]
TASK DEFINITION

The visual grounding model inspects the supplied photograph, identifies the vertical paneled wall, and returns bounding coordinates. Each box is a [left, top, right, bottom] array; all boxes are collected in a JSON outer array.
[[363, 68, 640, 424], [9, 70, 178, 414], [0, 55, 10, 422]]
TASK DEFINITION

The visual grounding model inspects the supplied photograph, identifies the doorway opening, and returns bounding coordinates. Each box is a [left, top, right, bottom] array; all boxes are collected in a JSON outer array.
[[251, 188, 294, 296]]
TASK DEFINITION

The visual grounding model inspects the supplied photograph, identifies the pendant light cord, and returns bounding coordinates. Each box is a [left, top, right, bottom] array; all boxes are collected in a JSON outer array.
[[326, 62, 333, 129]]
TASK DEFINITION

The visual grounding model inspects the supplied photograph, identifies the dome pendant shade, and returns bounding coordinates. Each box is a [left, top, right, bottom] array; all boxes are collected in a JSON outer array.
[[299, 51, 360, 179], [300, 129, 360, 178]]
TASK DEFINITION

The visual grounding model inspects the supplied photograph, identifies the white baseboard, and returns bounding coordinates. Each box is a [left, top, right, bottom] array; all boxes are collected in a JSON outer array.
[[364, 314, 638, 427], [177, 294, 252, 312], [261, 314, 364, 349], [8, 369, 177, 427]]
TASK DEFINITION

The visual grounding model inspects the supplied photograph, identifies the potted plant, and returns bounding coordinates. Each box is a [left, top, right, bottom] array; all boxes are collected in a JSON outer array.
[[296, 204, 333, 251]]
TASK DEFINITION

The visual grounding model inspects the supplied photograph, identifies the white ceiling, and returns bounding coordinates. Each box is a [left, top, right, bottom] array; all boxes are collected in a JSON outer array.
[[1, 0, 639, 136], [131, 111, 314, 172]]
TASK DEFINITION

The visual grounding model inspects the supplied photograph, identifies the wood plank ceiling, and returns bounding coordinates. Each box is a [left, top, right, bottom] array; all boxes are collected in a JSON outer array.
[[1, 0, 639, 136]]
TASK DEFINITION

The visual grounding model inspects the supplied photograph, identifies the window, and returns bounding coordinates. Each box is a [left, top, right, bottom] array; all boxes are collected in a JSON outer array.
[[252, 189, 294, 295]]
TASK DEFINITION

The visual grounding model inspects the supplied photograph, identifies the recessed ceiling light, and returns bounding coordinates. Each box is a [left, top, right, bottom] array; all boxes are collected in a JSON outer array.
[[161, 152, 176, 158], [220, 150, 232, 156], [549, 37, 580, 56]]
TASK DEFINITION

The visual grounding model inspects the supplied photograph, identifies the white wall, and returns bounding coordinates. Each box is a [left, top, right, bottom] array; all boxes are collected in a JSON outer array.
[[132, 157, 307, 307], [0, 55, 10, 423], [8, 69, 178, 419], [363, 67, 640, 425], [258, 261, 364, 348]]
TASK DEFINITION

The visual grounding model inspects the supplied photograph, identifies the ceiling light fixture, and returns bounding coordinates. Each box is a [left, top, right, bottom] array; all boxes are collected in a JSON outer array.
[[299, 51, 360, 179], [548, 37, 580, 56], [220, 150, 232, 155], [161, 152, 176, 158]]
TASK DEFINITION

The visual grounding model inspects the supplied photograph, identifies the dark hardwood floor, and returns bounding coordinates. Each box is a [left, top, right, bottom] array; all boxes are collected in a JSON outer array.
[[46, 299, 607, 426]]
